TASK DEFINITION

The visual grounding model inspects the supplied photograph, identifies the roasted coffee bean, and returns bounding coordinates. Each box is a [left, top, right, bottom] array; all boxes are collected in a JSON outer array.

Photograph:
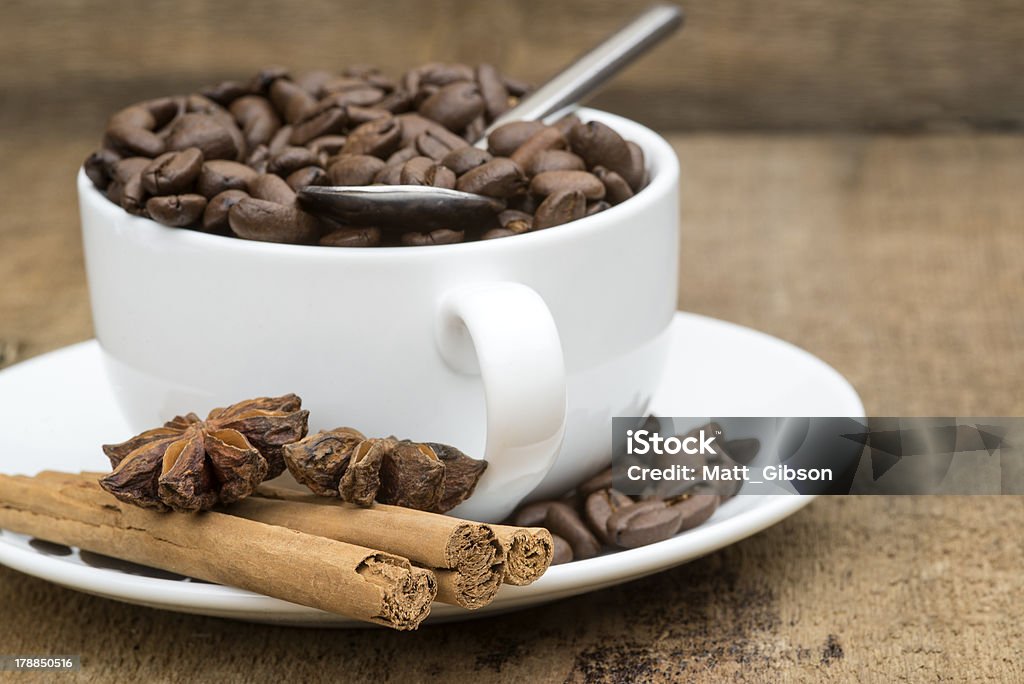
[[606, 500, 684, 549], [464, 115, 486, 143], [400, 156, 456, 189], [578, 467, 614, 498], [141, 148, 204, 196], [513, 500, 557, 528], [166, 113, 244, 161], [229, 96, 282, 148], [530, 170, 605, 201], [109, 157, 151, 216], [497, 208, 533, 232], [200, 80, 249, 106], [294, 69, 334, 96], [269, 78, 318, 124], [584, 488, 634, 545], [248, 65, 289, 93], [268, 125, 294, 154], [308, 135, 348, 160], [533, 189, 585, 229], [586, 200, 611, 216], [441, 147, 491, 175], [249, 173, 296, 204], [668, 491, 720, 532], [202, 189, 249, 232], [268, 146, 320, 176], [322, 76, 372, 94], [228, 198, 320, 244], [543, 501, 601, 560], [552, 113, 582, 137], [343, 64, 381, 79], [146, 194, 207, 227], [722, 438, 761, 465], [569, 121, 638, 190], [396, 113, 468, 150], [289, 106, 347, 146], [527, 149, 585, 176], [550, 534, 574, 565], [415, 130, 461, 161], [341, 116, 402, 158], [400, 228, 464, 246], [417, 62, 475, 88], [196, 160, 258, 198], [480, 227, 518, 240], [455, 158, 526, 198], [624, 141, 647, 191], [373, 161, 405, 185], [365, 72, 397, 92], [476, 63, 510, 119], [346, 106, 391, 125], [593, 166, 634, 204], [83, 148, 121, 190], [320, 226, 382, 247], [109, 98, 178, 130], [487, 121, 546, 156], [286, 166, 329, 191], [503, 75, 531, 97], [247, 144, 270, 173], [376, 88, 414, 114], [509, 127, 566, 170], [385, 145, 420, 165], [105, 120, 165, 158], [318, 87, 385, 109]]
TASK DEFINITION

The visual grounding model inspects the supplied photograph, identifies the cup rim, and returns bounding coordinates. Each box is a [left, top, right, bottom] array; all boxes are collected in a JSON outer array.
[[79, 107, 679, 258]]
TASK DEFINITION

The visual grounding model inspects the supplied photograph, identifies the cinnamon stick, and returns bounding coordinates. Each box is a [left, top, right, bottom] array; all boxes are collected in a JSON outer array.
[[491, 524, 555, 586], [251, 484, 505, 609], [0, 473, 436, 630]]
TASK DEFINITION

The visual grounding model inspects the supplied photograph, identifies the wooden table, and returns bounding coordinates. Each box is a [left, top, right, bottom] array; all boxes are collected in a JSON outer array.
[[1, 133, 1022, 681]]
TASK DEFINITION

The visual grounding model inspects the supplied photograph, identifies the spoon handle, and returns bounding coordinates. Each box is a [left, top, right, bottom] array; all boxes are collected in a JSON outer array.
[[481, 3, 684, 140]]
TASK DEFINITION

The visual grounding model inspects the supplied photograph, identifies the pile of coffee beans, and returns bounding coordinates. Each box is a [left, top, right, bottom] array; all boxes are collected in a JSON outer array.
[[84, 63, 647, 246], [510, 422, 759, 564]]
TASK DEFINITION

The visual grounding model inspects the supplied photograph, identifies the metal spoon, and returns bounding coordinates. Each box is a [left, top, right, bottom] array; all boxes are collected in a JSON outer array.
[[298, 3, 684, 230]]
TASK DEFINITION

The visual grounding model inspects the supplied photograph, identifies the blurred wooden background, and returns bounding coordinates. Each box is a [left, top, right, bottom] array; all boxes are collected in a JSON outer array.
[[1, 0, 1023, 134]]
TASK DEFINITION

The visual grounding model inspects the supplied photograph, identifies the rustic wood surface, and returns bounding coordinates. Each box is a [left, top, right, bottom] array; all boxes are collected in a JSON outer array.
[[0, 128, 1022, 681], [2, 0, 1024, 133]]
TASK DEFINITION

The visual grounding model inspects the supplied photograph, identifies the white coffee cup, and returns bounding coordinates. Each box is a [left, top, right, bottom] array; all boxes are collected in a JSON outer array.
[[79, 108, 679, 522]]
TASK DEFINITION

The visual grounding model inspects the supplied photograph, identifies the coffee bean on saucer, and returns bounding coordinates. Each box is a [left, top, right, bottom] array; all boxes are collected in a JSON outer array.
[[605, 500, 683, 549], [533, 189, 585, 229], [141, 148, 204, 196], [722, 438, 761, 465], [550, 534, 574, 565], [584, 488, 633, 545], [529, 170, 605, 201], [512, 500, 557, 528], [146, 194, 207, 227], [668, 489, 720, 532], [544, 501, 601, 560], [202, 189, 249, 232], [578, 467, 614, 498], [196, 160, 258, 198], [328, 155, 385, 185], [320, 226, 382, 247]]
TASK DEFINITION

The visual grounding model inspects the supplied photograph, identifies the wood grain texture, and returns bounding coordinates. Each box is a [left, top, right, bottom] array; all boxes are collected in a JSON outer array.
[[1, 0, 1024, 132], [1, 128, 1022, 680]]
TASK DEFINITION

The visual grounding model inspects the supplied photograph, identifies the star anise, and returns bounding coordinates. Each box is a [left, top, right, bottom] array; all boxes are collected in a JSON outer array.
[[284, 428, 487, 513], [99, 394, 309, 512]]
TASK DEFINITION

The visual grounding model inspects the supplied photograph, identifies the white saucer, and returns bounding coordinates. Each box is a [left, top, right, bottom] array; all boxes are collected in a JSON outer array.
[[0, 312, 863, 626]]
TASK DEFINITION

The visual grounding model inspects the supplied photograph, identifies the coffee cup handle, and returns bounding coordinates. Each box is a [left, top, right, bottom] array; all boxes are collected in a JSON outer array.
[[436, 282, 567, 521]]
